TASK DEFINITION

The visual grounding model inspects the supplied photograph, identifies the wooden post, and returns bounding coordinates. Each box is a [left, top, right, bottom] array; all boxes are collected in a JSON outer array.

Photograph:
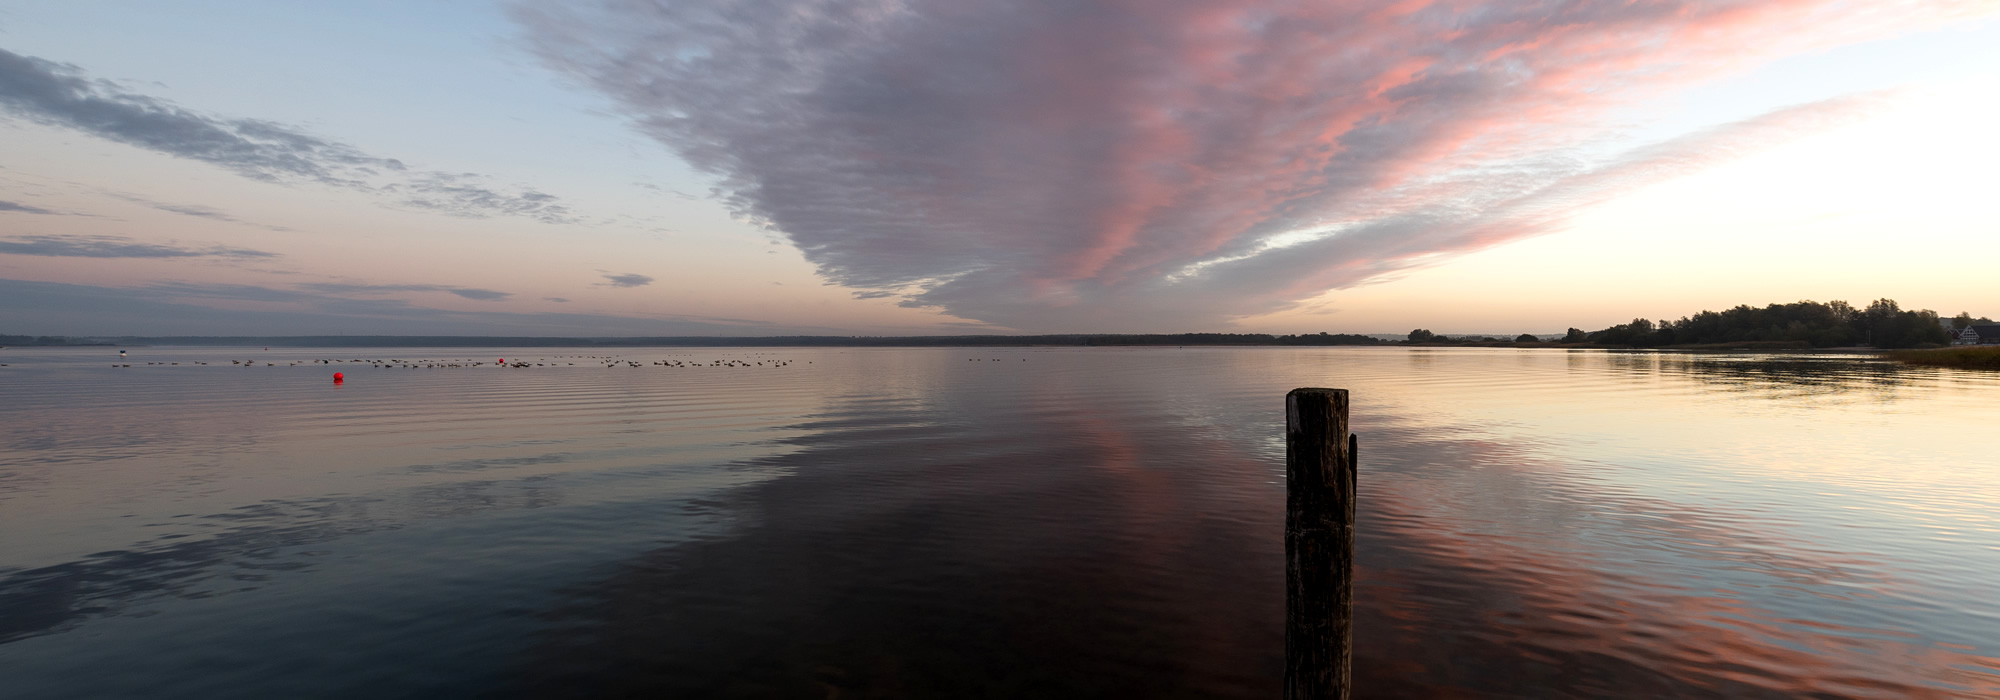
[[1286, 388, 1354, 700]]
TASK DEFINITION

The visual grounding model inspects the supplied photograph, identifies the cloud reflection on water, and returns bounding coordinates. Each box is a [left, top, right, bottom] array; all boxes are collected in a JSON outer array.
[[506, 349, 2000, 697], [1, 347, 1995, 698]]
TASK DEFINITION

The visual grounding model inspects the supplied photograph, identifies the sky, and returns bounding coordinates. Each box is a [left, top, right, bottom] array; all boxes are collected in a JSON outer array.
[[2, 0, 1997, 337]]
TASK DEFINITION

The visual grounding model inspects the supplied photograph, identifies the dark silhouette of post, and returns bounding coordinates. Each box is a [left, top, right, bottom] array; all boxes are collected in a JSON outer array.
[[1286, 388, 1354, 700]]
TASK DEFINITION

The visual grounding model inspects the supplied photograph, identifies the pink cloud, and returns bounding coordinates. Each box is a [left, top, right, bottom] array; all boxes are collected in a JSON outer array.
[[520, 0, 1992, 330]]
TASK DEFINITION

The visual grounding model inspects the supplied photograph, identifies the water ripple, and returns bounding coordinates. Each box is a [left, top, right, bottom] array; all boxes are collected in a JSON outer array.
[[0, 346, 1995, 698]]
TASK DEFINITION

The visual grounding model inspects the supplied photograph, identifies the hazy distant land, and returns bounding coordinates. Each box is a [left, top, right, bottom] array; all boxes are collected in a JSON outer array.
[[6, 297, 1989, 352]]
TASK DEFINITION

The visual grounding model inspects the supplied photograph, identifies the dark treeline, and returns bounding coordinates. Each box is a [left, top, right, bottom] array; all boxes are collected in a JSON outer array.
[[1403, 330, 1538, 344], [1404, 299, 1980, 349], [1565, 299, 1964, 349], [1, 333, 1382, 348]]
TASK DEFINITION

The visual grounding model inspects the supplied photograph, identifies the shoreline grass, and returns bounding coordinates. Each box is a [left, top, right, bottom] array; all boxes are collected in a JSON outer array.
[[1883, 345, 2000, 370]]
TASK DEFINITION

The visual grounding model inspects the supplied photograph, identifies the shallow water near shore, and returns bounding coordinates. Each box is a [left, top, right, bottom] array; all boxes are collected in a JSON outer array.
[[2, 346, 1996, 698]]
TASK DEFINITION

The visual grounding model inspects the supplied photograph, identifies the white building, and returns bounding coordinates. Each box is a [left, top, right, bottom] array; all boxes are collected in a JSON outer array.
[[1955, 325, 2000, 345]]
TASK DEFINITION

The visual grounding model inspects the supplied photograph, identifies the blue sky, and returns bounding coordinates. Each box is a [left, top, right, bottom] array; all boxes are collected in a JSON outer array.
[[3, 1, 1997, 336]]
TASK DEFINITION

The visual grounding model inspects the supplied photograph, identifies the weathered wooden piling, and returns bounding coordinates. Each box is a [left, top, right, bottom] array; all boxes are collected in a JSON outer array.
[[1286, 388, 1354, 700]]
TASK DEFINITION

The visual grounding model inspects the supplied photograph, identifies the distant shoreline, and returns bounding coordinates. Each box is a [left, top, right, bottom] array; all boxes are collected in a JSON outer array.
[[10, 333, 1390, 349], [1, 335, 1889, 352]]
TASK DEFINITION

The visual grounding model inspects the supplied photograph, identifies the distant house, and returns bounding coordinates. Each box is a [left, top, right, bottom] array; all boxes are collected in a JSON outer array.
[[1957, 325, 2000, 345]]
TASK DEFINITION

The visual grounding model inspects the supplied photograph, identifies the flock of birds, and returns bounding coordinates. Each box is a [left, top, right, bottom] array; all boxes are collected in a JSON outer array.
[[92, 353, 823, 371], [0, 351, 1032, 371], [646, 358, 795, 368], [0, 350, 1032, 372]]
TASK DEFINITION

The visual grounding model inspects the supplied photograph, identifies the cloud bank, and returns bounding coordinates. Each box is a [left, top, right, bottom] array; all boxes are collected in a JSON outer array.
[[298, 282, 514, 302], [0, 199, 57, 215], [521, 0, 1987, 330], [0, 47, 577, 225], [0, 234, 276, 259]]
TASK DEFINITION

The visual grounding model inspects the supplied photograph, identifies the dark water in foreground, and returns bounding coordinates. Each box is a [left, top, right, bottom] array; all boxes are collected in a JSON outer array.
[[1, 346, 1995, 698]]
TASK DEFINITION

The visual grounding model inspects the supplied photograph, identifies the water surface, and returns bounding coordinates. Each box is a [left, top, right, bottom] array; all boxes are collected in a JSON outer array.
[[2, 346, 1995, 698]]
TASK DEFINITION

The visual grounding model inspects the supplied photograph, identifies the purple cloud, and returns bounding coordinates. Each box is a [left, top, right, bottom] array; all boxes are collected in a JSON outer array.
[[0, 47, 579, 225], [0, 234, 277, 259], [520, 0, 1976, 330], [0, 199, 57, 215]]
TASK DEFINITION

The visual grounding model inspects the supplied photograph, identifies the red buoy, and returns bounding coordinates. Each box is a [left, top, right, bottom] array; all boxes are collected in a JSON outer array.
[[498, 358, 505, 364], [333, 372, 344, 382]]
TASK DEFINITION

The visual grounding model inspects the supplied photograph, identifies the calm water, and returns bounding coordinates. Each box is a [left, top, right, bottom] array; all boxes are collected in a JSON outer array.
[[1, 346, 1996, 698]]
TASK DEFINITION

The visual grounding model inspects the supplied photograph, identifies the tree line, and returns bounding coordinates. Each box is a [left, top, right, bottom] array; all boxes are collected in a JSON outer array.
[[1407, 299, 1986, 349], [1080, 332, 1382, 346]]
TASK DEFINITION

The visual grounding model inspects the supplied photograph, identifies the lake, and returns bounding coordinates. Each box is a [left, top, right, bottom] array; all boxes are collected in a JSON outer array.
[[1, 346, 1996, 698]]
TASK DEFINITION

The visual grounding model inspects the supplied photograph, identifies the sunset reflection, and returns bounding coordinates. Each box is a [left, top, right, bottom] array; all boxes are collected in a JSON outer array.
[[2, 347, 1995, 697]]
